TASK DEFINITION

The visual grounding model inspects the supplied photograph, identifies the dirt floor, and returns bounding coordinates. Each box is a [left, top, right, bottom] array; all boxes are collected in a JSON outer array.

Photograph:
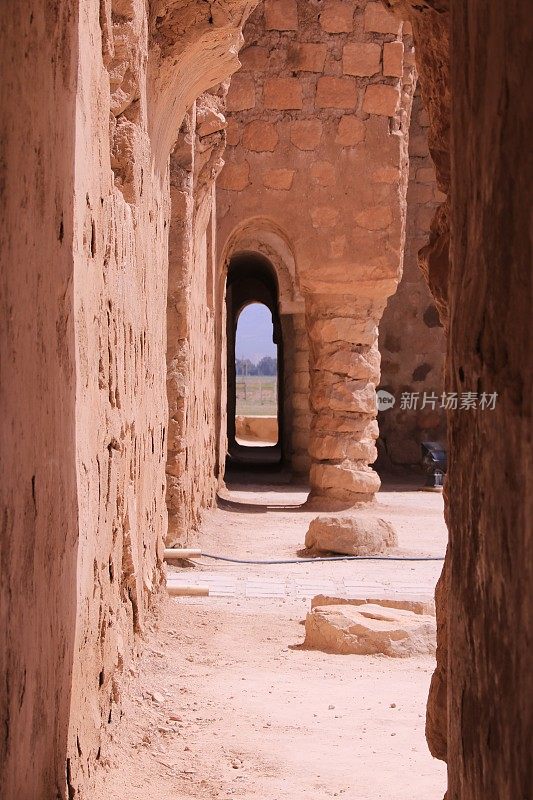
[[93, 476, 447, 800]]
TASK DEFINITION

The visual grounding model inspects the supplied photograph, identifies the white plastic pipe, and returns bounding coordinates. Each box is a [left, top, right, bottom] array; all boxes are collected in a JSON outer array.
[[164, 548, 202, 559], [166, 583, 209, 597]]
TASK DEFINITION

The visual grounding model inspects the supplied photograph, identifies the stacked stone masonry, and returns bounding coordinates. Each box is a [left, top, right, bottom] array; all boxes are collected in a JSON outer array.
[[378, 87, 446, 467], [218, 0, 417, 503]]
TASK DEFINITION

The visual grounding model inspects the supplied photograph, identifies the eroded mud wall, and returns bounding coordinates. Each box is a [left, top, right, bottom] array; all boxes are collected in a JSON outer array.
[[2, 0, 258, 796], [68, 0, 169, 791], [0, 3, 79, 796], [70, 0, 256, 791], [445, 1, 532, 796], [378, 88, 446, 467], [167, 98, 223, 543], [395, 1, 532, 796]]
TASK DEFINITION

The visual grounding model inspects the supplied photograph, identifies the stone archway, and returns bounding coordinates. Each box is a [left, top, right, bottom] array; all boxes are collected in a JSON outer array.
[[219, 219, 312, 478], [225, 252, 284, 466]]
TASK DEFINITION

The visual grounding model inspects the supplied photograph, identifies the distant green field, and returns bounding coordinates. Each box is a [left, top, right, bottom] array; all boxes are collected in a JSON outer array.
[[235, 375, 278, 416]]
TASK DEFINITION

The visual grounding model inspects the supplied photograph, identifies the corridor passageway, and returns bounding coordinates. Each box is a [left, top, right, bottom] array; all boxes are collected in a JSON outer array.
[[93, 475, 447, 800], [1, 1, 531, 798]]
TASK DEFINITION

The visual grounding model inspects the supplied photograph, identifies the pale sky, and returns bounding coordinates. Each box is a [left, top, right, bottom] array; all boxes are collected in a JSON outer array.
[[235, 303, 277, 362]]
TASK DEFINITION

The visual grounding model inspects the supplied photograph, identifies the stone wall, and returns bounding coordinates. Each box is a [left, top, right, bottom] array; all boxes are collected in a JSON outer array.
[[446, 4, 532, 793], [218, 0, 417, 504], [392, 2, 532, 798], [0, 2, 79, 795], [378, 87, 446, 468], [1, 0, 255, 796], [166, 96, 224, 544], [68, 1, 256, 790], [281, 312, 312, 473]]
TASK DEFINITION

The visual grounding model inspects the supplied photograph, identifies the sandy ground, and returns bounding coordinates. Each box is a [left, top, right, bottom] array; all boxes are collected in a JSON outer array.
[[92, 477, 447, 800]]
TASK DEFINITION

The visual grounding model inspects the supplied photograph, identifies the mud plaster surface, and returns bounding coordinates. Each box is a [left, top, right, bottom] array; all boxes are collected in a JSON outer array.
[[92, 478, 446, 799]]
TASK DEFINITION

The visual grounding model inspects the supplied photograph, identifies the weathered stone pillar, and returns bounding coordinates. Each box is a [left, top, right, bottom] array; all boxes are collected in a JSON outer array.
[[306, 294, 382, 505], [281, 311, 311, 475]]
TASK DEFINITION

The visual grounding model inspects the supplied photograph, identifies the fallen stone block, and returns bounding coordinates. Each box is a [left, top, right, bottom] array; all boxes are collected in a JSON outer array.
[[310, 594, 436, 616], [304, 515, 397, 555], [303, 603, 436, 657]]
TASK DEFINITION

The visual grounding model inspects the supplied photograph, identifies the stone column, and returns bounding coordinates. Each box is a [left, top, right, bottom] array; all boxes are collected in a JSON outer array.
[[306, 294, 382, 505], [280, 311, 312, 475]]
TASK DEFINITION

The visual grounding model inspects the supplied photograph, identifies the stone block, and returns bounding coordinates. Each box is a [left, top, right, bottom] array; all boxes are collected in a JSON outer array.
[[242, 120, 279, 152], [264, 0, 298, 30], [311, 379, 376, 414], [410, 134, 430, 158], [315, 348, 380, 381], [309, 435, 377, 462], [310, 463, 381, 497], [239, 45, 269, 70], [290, 119, 323, 150], [418, 107, 430, 127], [293, 371, 310, 392], [310, 160, 336, 185], [309, 316, 377, 346], [235, 415, 278, 444], [364, 2, 402, 35], [293, 411, 312, 431], [355, 205, 393, 230], [217, 161, 249, 191], [416, 204, 435, 231], [417, 166, 436, 184], [343, 43, 381, 77], [305, 515, 397, 555], [310, 206, 339, 228], [293, 350, 309, 372], [371, 165, 400, 183], [196, 106, 226, 138], [404, 45, 416, 67], [362, 84, 400, 116], [225, 118, 240, 147], [336, 115, 366, 146], [310, 595, 436, 616], [293, 393, 310, 411], [287, 42, 328, 72], [319, 1, 353, 33], [383, 41, 404, 77], [316, 76, 357, 109], [262, 168, 295, 190], [264, 77, 303, 110], [303, 604, 436, 656], [410, 182, 434, 203], [313, 415, 379, 439], [226, 75, 255, 112]]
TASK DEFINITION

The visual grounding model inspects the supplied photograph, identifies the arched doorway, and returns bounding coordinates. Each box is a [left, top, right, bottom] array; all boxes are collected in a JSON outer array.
[[226, 252, 284, 469]]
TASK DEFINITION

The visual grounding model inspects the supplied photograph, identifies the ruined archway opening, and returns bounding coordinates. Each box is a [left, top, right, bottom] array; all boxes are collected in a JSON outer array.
[[225, 252, 285, 471], [235, 302, 279, 448]]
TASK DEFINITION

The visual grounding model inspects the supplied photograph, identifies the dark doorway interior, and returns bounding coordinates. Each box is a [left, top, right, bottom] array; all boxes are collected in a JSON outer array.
[[226, 252, 284, 471]]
